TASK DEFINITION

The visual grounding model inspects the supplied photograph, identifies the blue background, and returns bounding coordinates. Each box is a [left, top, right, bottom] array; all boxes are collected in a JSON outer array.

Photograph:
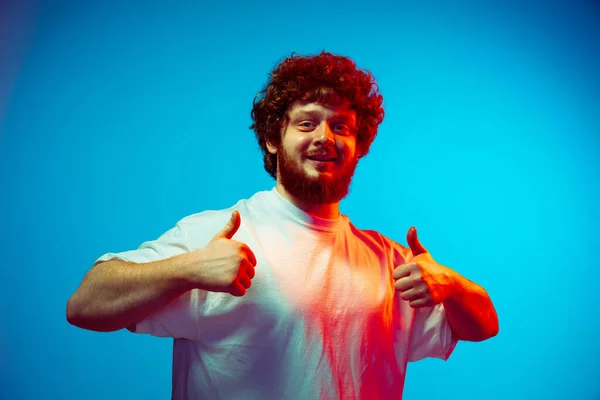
[[1, 1, 599, 399]]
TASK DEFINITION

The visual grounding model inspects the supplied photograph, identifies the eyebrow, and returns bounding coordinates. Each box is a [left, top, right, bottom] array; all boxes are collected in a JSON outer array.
[[290, 110, 322, 121], [290, 110, 354, 123]]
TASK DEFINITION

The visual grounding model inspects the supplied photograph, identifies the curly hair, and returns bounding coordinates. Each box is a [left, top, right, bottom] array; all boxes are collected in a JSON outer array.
[[250, 51, 385, 179]]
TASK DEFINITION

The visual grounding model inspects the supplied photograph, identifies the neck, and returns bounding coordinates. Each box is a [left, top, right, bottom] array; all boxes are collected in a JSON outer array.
[[275, 183, 341, 220]]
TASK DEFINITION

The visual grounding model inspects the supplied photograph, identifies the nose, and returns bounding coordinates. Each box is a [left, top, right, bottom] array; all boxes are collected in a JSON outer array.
[[314, 123, 335, 147]]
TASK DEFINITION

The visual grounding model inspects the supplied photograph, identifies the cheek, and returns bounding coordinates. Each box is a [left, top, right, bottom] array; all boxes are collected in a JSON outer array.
[[280, 140, 306, 165], [340, 140, 358, 159], [283, 130, 307, 149], [291, 139, 312, 159]]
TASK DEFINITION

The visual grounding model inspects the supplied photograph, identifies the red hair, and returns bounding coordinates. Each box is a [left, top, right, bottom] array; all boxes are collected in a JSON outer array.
[[250, 51, 385, 179]]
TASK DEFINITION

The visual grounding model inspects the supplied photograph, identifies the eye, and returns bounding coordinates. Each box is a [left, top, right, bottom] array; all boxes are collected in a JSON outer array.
[[333, 124, 349, 134], [298, 121, 317, 130]]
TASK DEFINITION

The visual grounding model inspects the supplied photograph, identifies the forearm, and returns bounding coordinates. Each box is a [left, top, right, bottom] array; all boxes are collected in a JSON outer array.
[[66, 252, 197, 332], [443, 274, 499, 342]]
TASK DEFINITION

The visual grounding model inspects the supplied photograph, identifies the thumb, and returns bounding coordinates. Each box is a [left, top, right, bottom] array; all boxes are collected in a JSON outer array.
[[407, 226, 428, 256], [212, 210, 241, 240]]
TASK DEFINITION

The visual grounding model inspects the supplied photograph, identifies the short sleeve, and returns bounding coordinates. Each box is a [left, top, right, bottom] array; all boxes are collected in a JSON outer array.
[[407, 303, 458, 362], [94, 220, 191, 266], [133, 289, 206, 341], [94, 220, 201, 341], [385, 236, 458, 362]]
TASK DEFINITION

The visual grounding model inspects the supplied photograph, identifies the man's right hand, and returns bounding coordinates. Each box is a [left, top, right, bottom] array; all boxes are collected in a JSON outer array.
[[192, 210, 257, 296]]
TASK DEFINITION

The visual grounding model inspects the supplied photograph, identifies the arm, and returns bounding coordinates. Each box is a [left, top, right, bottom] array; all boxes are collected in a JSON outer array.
[[395, 227, 499, 343], [67, 209, 256, 333], [443, 273, 499, 342], [66, 252, 198, 332]]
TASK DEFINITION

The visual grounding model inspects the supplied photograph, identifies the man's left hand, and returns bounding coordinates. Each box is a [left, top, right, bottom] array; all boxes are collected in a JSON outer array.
[[393, 227, 457, 308]]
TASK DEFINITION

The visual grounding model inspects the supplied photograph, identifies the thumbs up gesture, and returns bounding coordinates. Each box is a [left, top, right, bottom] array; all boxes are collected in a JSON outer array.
[[392, 227, 457, 308], [192, 210, 257, 297]]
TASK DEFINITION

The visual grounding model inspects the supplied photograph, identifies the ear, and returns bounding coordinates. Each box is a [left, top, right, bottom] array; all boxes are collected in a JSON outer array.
[[355, 143, 366, 159], [266, 114, 289, 155], [266, 139, 277, 155]]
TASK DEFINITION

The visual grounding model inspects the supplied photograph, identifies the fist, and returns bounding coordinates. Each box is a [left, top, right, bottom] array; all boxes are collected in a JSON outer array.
[[392, 227, 456, 308], [194, 210, 257, 296]]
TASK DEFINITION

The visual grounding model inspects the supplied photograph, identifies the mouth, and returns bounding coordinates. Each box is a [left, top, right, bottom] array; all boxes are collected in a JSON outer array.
[[306, 155, 337, 162]]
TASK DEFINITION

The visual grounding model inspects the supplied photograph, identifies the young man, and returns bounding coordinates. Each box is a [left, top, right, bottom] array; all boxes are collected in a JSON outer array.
[[67, 51, 499, 400]]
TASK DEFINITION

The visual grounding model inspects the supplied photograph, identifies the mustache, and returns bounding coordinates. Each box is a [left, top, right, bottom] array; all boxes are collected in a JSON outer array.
[[306, 152, 338, 158]]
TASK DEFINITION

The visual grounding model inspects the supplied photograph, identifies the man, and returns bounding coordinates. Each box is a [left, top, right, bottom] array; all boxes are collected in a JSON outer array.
[[67, 51, 499, 399]]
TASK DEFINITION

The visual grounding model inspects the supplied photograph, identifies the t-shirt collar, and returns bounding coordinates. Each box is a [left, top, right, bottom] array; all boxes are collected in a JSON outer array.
[[268, 186, 347, 233]]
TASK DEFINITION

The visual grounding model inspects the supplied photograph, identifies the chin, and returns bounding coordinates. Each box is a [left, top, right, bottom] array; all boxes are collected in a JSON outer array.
[[304, 169, 335, 181], [305, 163, 337, 174]]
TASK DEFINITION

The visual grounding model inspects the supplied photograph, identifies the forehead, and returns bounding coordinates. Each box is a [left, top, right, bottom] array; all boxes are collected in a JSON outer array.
[[287, 101, 356, 121]]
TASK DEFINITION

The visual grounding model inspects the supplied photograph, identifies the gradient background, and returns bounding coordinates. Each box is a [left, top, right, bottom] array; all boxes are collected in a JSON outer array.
[[1, 1, 599, 399]]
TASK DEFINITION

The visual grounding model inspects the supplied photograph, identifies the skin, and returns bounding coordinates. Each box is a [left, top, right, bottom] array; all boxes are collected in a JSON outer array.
[[398, 227, 499, 341], [66, 211, 257, 332], [266, 100, 359, 220]]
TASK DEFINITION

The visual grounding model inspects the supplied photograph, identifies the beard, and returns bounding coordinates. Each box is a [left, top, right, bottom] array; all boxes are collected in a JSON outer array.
[[277, 146, 359, 205]]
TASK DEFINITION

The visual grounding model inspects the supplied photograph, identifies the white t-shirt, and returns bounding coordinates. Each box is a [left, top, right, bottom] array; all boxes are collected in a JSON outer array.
[[95, 187, 458, 400]]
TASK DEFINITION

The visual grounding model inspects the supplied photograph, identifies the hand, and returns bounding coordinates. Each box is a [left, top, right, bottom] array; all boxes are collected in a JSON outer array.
[[392, 227, 456, 308], [193, 210, 257, 297]]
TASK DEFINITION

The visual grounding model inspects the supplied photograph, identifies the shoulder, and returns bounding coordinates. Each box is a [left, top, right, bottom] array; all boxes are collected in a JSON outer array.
[[378, 231, 411, 264], [177, 208, 234, 228], [177, 191, 256, 226], [174, 192, 261, 241], [175, 207, 238, 241], [347, 222, 412, 265], [347, 223, 386, 246]]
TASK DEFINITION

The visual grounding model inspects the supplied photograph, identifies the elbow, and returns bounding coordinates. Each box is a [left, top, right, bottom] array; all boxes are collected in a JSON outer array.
[[475, 302, 500, 341], [474, 319, 500, 342], [453, 320, 499, 343], [66, 294, 122, 332], [483, 308, 500, 340], [488, 318, 500, 339], [66, 294, 84, 328], [66, 294, 96, 331]]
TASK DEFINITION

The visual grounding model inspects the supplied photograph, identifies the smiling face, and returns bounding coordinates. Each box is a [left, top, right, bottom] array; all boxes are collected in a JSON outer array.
[[266, 101, 360, 205]]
